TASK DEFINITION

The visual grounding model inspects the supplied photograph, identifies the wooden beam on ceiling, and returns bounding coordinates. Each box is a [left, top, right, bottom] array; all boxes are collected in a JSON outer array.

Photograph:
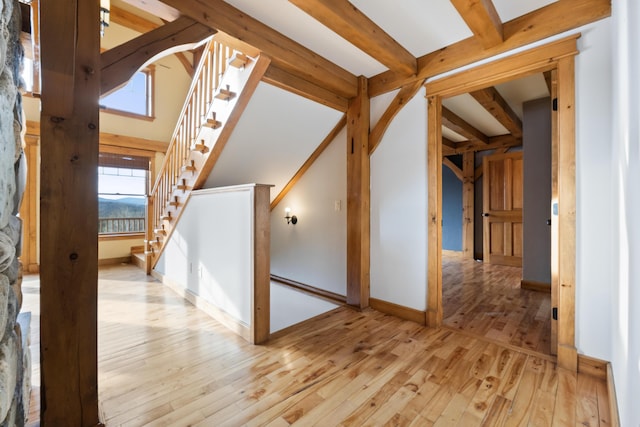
[[442, 137, 458, 148], [262, 65, 349, 112], [120, 0, 180, 22], [369, 0, 611, 97], [289, 0, 416, 75], [110, 4, 159, 34], [101, 16, 215, 95], [469, 86, 522, 138], [441, 106, 489, 144], [369, 79, 424, 155], [159, 0, 358, 98], [450, 0, 503, 49], [450, 134, 521, 154]]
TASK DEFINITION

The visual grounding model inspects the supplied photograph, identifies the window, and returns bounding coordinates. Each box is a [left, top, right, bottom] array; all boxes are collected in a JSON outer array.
[[100, 66, 155, 119], [98, 153, 150, 235]]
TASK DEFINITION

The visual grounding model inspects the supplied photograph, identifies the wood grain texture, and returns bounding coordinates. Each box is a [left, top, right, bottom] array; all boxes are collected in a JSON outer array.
[[346, 77, 370, 308], [39, 0, 101, 424], [427, 96, 443, 327], [289, 0, 416, 75], [24, 264, 608, 426], [161, 0, 358, 98], [442, 157, 463, 181], [252, 185, 271, 344], [369, 0, 610, 96], [442, 251, 552, 356], [462, 152, 475, 259], [442, 106, 489, 144], [450, 0, 503, 48], [469, 86, 523, 138]]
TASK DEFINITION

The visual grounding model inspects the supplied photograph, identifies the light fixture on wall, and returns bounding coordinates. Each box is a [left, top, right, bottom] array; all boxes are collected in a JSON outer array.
[[284, 207, 297, 225], [100, 0, 110, 37]]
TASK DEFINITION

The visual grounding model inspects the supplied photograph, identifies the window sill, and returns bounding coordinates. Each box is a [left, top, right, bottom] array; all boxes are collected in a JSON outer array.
[[101, 108, 155, 122], [99, 232, 145, 242]]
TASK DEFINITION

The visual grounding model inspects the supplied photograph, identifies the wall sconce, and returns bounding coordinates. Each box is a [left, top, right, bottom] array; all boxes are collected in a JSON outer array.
[[284, 207, 297, 225], [100, 0, 110, 37]]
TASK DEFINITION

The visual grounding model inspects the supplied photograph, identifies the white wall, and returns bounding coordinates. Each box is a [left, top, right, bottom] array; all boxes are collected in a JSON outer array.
[[610, 0, 640, 424], [370, 92, 428, 311], [155, 186, 257, 324], [270, 129, 347, 296], [98, 237, 144, 261]]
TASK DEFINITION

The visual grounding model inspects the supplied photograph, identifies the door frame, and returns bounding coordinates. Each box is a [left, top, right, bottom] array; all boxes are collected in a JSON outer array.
[[425, 34, 579, 371]]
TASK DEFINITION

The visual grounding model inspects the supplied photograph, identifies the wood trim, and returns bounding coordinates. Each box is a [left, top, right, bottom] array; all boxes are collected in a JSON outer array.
[[370, 298, 426, 325], [426, 37, 579, 370], [442, 157, 463, 181], [462, 152, 474, 259], [427, 95, 443, 327], [19, 135, 39, 275], [368, 80, 424, 155], [119, 0, 180, 22], [289, 0, 416, 75], [469, 86, 522, 138], [161, 0, 358, 98], [369, 0, 610, 96], [39, 0, 101, 423], [100, 16, 215, 95], [110, 5, 159, 34], [98, 256, 132, 266], [270, 275, 346, 304], [450, 0, 503, 49], [262, 65, 349, 112], [550, 69, 559, 355], [98, 233, 145, 242], [26, 120, 169, 153], [606, 363, 621, 427], [271, 115, 346, 210], [426, 34, 579, 98], [252, 185, 271, 344], [100, 107, 156, 122], [442, 106, 489, 144], [556, 55, 577, 372], [346, 76, 370, 308], [520, 280, 551, 293], [151, 269, 251, 342], [30, 0, 41, 94], [577, 354, 607, 380]]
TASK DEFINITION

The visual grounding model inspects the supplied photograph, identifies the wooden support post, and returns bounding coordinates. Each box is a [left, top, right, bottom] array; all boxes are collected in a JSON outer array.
[[40, 0, 101, 425], [252, 185, 271, 344], [19, 136, 40, 273], [427, 95, 443, 326], [462, 152, 474, 259], [346, 76, 370, 308], [556, 56, 578, 372]]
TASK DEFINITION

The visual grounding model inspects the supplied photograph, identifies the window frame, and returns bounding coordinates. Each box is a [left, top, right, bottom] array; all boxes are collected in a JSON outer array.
[[99, 65, 156, 121]]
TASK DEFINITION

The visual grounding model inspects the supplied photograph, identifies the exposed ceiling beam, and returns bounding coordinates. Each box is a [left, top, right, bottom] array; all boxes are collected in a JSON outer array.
[[101, 16, 215, 95], [119, 0, 179, 22], [110, 5, 159, 34], [159, 0, 358, 99], [369, 0, 611, 97], [469, 86, 522, 138], [262, 65, 349, 112], [441, 106, 489, 144], [289, 0, 416, 75], [450, 0, 503, 49], [442, 137, 458, 148], [543, 70, 553, 94], [451, 134, 521, 154]]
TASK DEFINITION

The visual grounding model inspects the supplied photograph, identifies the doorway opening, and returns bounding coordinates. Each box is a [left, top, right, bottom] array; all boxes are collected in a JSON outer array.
[[426, 35, 579, 371]]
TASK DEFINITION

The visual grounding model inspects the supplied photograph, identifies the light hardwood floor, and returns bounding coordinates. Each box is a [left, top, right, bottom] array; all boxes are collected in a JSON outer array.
[[24, 264, 608, 426], [442, 251, 552, 356]]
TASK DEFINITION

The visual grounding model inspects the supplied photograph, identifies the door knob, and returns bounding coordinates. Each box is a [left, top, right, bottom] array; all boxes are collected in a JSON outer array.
[[546, 219, 551, 226], [482, 213, 490, 217]]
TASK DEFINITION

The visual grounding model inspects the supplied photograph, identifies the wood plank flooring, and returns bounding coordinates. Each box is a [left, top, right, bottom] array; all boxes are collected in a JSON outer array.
[[23, 264, 607, 426], [442, 251, 552, 355]]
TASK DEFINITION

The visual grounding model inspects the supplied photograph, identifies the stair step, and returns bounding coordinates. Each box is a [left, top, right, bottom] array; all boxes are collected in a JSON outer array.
[[176, 178, 191, 192], [154, 227, 166, 236], [169, 196, 181, 208], [182, 160, 196, 174], [203, 113, 222, 130], [193, 140, 209, 154], [161, 212, 172, 222], [228, 53, 249, 69], [215, 85, 236, 102]]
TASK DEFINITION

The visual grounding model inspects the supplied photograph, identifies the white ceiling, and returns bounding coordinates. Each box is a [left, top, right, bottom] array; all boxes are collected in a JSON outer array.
[[205, 83, 343, 200]]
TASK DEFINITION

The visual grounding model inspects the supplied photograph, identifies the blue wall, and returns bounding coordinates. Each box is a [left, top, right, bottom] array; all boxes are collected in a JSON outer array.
[[442, 163, 462, 251]]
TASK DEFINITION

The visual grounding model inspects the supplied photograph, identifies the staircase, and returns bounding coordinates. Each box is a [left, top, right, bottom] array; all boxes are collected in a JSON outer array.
[[143, 37, 271, 273]]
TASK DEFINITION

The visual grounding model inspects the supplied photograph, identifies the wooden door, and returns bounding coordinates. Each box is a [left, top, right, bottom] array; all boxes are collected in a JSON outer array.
[[482, 152, 523, 266]]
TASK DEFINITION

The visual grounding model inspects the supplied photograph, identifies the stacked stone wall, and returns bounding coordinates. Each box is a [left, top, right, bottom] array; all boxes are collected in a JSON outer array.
[[0, 1, 31, 425]]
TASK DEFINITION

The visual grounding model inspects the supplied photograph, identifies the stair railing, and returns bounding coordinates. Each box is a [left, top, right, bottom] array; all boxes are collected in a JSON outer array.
[[146, 38, 237, 261]]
